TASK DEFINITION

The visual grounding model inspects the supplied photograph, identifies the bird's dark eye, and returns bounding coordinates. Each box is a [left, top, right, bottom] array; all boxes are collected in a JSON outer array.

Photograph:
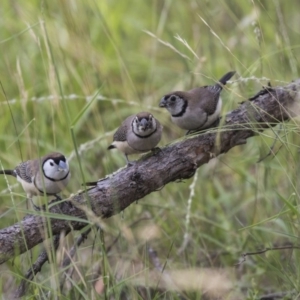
[[170, 96, 176, 102], [50, 162, 54, 166]]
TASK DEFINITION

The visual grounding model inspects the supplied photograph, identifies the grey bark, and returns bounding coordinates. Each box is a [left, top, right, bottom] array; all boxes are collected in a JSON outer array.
[[0, 79, 299, 264]]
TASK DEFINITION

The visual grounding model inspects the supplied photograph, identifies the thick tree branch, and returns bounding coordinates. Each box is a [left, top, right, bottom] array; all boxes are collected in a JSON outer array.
[[0, 79, 300, 264]]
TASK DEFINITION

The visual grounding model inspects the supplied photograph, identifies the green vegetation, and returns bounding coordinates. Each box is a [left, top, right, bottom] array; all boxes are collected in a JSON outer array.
[[0, 0, 300, 298]]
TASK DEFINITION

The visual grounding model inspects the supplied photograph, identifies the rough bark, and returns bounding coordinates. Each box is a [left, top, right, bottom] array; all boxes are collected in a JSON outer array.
[[0, 79, 299, 264]]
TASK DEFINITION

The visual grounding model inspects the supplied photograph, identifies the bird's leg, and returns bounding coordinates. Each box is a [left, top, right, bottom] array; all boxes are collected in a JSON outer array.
[[26, 194, 41, 211], [54, 194, 62, 201], [151, 147, 161, 155], [125, 154, 134, 167], [48, 194, 63, 206], [29, 198, 41, 211], [186, 129, 201, 135]]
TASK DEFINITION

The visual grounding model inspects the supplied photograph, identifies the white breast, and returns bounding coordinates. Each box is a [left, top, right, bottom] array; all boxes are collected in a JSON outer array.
[[111, 141, 140, 155], [171, 105, 207, 130], [16, 175, 39, 198], [171, 97, 222, 131], [43, 177, 69, 194]]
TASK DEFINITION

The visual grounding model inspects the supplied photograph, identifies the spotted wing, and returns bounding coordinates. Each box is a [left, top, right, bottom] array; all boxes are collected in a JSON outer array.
[[206, 85, 222, 113], [113, 125, 127, 142], [15, 160, 35, 183], [112, 115, 135, 142]]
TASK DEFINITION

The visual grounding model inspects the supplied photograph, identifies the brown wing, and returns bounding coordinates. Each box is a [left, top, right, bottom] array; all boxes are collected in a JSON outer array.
[[187, 71, 235, 115], [113, 125, 127, 142], [188, 87, 220, 115], [15, 160, 35, 183], [112, 115, 135, 142]]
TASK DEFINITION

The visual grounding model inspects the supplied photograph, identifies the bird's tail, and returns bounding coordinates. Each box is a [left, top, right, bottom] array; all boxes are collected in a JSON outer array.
[[216, 71, 236, 89], [0, 170, 16, 177]]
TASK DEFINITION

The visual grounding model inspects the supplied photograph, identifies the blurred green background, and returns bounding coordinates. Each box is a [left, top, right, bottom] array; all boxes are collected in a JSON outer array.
[[0, 0, 300, 298]]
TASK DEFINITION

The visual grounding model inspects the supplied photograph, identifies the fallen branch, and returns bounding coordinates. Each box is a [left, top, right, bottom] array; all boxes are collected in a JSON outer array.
[[0, 79, 299, 264]]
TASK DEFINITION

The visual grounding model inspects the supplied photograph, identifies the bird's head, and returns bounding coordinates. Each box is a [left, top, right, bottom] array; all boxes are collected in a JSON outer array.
[[132, 112, 157, 136], [159, 92, 187, 117], [42, 153, 70, 181]]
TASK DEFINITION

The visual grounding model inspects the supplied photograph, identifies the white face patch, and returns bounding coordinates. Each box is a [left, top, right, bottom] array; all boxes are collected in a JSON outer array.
[[43, 158, 69, 181], [163, 95, 186, 116], [132, 116, 156, 137]]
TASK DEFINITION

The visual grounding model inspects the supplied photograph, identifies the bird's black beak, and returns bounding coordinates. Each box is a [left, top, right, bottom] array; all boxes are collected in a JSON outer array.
[[58, 160, 68, 171], [159, 98, 166, 107], [139, 118, 148, 130]]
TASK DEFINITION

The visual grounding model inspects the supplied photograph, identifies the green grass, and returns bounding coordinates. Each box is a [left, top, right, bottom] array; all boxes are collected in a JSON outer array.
[[1, 0, 300, 298]]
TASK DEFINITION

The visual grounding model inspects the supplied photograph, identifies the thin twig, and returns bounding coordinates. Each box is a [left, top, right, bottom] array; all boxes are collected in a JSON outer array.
[[259, 289, 297, 300], [13, 234, 61, 298], [235, 244, 300, 266], [257, 124, 283, 163]]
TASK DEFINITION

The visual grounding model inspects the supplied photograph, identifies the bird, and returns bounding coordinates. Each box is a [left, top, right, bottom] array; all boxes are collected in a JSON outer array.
[[159, 71, 235, 134], [107, 112, 163, 165], [0, 152, 70, 209]]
